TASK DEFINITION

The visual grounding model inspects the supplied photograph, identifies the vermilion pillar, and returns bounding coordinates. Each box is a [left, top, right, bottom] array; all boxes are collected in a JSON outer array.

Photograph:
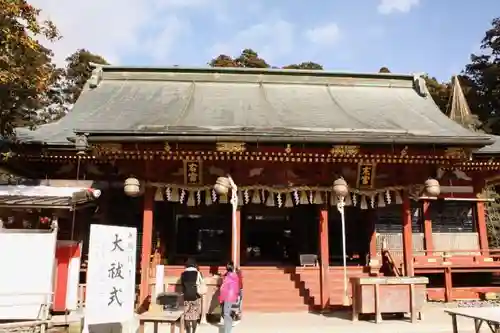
[[476, 202, 489, 254], [368, 209, 378, 268], [139, 187, 154, 304], [473, 181, 489, 254], [444, 267, 453, 302], [402, 191, 414, 276], [319, 208, 330, 309], [422, 200, 434, 255], [232, 208, 241, 267]]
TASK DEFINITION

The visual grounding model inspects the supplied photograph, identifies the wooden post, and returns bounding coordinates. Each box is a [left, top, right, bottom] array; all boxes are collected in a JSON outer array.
[[444, 267, 453, 302], [473, 181, 489, 254], [476, 202, 489, 254], [319, 208, 330, 310], [402, 191, 414, 276], [368, 209, 378, 268], [422, 200, 433, 256], [139, 187, 154, 304], [232, 208, 241, 267], [374, 284, 382, 323]]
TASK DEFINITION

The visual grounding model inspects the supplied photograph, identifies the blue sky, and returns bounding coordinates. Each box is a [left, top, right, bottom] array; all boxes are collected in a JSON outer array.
[[34, 0, 500, 81]]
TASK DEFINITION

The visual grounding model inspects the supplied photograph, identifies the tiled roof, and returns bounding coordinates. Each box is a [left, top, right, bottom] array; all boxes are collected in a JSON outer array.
[[16, 66, 493, 147]]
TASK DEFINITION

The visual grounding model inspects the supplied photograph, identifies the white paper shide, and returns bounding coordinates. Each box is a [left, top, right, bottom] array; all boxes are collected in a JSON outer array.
[[85, 225, 137, 325]]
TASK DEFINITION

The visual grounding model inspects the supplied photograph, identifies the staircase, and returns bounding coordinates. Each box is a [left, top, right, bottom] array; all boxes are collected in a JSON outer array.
[[163, 265, 371, 312], [295, 266, 371, 308]]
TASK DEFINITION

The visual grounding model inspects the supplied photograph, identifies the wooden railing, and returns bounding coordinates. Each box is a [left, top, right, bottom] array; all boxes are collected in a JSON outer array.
[[432, 233, 480, 255], [376, 232, 480, 258], [376, 232, 424, 258], [412, 248, 500, 260]]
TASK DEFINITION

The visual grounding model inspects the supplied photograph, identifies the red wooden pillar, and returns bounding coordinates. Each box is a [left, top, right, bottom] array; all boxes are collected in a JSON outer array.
[[473, 181, 489, 254], [444, 267, 453, 302], [422, 200, 433, 255], [319, 208, 330, 309], [368, 209, 378, 269], [476, 202, 489, 254], [139, 187, 154, 304], [402, 191, 414, 276], [232, 208, 241, 267]]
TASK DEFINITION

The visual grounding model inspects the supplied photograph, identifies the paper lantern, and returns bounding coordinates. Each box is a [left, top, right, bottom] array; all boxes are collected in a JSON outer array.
[[333, 178, 349, 198], [214, 177, 231, 195], [124, 177, 141, 197], [424, 178, 441, 197]]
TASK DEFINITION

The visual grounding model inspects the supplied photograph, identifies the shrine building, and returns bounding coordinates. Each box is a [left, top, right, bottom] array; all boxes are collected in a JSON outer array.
[[5, 66, 500, 312]]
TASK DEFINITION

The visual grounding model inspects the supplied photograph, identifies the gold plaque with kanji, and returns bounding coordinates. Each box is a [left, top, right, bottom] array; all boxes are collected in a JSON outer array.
[[183, 160, 203, 185], [356, 162, 376, 188]]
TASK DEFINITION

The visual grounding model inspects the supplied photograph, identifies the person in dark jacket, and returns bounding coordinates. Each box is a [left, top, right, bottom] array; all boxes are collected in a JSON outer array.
[[180, 258, 202, 333]]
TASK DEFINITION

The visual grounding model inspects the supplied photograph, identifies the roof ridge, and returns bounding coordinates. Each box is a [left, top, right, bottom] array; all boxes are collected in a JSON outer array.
[[92, 64, 415, 81]]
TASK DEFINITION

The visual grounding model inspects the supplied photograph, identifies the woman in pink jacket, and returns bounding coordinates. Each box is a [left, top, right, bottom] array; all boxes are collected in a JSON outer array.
[[218, 262, 239, 333]]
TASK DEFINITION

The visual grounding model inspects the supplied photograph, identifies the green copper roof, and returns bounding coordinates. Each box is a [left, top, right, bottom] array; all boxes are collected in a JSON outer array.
[[16, 66, 493, 147]]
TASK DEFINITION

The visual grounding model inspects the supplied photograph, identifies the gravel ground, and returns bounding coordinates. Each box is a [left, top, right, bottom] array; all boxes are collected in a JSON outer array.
[[427, 300, 500, 308]]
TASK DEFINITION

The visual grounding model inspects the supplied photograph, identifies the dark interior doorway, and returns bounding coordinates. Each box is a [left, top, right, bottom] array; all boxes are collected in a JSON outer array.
[[241, 205, 318, 266], [328, 207, 372, 266], [156, 203, 232, 265]]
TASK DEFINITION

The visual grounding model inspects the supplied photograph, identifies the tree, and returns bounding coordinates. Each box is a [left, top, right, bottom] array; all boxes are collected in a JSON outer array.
[[463, 17, 500, 134], [210, 49, 269, 68], [377, 67, 453, 116], [0, 0, 60, 137], [485, 186, 500, 248], [283, 62, 323, 70], [210, 49, 323, 70], [209, 54, 238, 68], [64, 49, 109, 105], [424, 76, 451, 114], [34, 49, 109, 125], [235, 49, 269, 68]]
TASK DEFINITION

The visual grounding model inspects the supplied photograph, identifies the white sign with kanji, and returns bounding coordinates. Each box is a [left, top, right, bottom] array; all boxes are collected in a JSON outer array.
[[85, 224, 137, 325]]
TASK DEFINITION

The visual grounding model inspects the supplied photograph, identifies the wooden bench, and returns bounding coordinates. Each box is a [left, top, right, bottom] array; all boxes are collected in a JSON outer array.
[[445, 308, 500, 333]]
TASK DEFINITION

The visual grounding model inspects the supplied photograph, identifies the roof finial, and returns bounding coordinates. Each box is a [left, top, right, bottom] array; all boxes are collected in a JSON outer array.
[[412, 73, 428, 97], [88, 66, 103, 89]]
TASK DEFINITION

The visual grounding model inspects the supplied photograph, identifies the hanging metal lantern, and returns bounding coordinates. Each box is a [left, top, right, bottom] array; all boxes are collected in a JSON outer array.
[[124, 177, 141, 197], [424, 178, 441, 197], [333, 178, 349, 198], [214, 176, 231, 195]]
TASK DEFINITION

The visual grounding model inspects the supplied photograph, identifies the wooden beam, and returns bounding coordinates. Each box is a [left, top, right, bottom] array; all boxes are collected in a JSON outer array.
[[319, 208, 330, 310], [422, 200, 433, 255], [473, 181, 489, 255], [139, 187, 154, 304], [402, 191, 414, 277], [368, 209, 378, 269], [232, 208, 241, 267], [444, 267, 453, 302], [476, 202, 489, 254]]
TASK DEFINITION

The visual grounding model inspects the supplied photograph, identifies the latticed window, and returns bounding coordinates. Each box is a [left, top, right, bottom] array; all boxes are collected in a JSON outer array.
[[429, 201, 475, 233], [375, 201, 422, 233]]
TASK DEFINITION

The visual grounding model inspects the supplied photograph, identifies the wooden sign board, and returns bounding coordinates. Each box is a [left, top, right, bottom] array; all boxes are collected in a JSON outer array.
[[183, 160, 203, 185], [357, 162, 376, 188], [85, 225, 137, 325]]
